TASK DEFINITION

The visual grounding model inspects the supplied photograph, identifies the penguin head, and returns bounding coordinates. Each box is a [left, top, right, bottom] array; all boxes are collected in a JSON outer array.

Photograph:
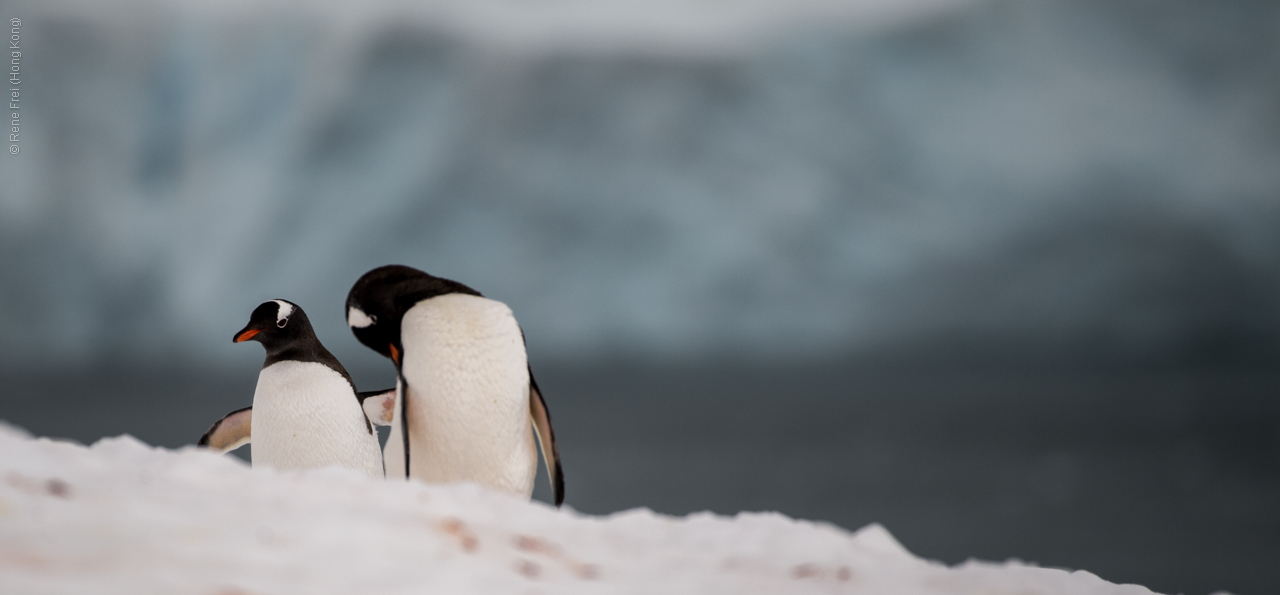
[[346, 265, 482, 366], [234, 299, 312, 351]]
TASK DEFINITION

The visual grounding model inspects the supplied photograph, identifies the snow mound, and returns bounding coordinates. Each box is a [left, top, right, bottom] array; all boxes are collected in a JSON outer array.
[[0, 423, 1160, 594]]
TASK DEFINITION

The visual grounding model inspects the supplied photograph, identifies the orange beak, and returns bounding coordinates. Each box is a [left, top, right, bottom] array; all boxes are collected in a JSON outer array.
[[235, 329, 261, 343], [389, 343, 400, 365]]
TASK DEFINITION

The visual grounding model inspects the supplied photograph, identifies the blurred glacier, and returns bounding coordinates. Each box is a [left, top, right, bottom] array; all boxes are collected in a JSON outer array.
[[1, 0, 1279, 371]]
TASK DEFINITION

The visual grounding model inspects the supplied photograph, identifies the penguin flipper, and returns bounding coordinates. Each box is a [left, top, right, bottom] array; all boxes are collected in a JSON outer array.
[[198, 406, 252, 454], [358, 388, 397, 426], [528, 368, 564, 506]]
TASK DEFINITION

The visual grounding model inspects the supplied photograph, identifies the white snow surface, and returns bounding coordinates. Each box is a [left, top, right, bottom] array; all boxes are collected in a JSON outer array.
[[0, 422, 1163, 595]]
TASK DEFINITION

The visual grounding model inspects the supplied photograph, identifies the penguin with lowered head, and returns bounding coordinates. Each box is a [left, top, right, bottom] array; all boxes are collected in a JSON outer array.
[[199, 299, 387, 479], [345, 265, 564, 505]]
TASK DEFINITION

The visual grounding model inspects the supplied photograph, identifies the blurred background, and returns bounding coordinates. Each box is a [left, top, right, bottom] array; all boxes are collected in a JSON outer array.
[[2, 0, 1278, 593]]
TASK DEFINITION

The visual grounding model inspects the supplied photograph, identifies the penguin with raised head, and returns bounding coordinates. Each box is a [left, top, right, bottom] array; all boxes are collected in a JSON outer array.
[[199, 299, 385, 479], [345, 265, 564, 505]]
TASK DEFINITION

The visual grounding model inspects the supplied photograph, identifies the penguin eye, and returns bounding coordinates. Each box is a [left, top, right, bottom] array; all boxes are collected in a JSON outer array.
[[277, 317, 289, 328]]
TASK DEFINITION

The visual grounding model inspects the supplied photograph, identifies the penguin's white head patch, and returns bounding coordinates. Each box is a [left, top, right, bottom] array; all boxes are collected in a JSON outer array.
[[347, 306, 376, 329], [273, 300, 295, 328]]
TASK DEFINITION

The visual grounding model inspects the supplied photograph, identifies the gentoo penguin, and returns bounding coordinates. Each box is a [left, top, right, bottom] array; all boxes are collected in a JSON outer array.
[[345, 265, 564, 505], [198, 299, 384, 479]]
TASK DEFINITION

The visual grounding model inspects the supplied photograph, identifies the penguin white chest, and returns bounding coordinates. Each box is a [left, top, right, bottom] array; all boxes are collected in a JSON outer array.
[[388, 294, 536, 496], [252, 361, 383, 478]]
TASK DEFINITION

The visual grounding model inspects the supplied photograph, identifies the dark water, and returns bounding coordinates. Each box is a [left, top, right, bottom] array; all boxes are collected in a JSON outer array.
[[4, 363, 1277, 595]]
